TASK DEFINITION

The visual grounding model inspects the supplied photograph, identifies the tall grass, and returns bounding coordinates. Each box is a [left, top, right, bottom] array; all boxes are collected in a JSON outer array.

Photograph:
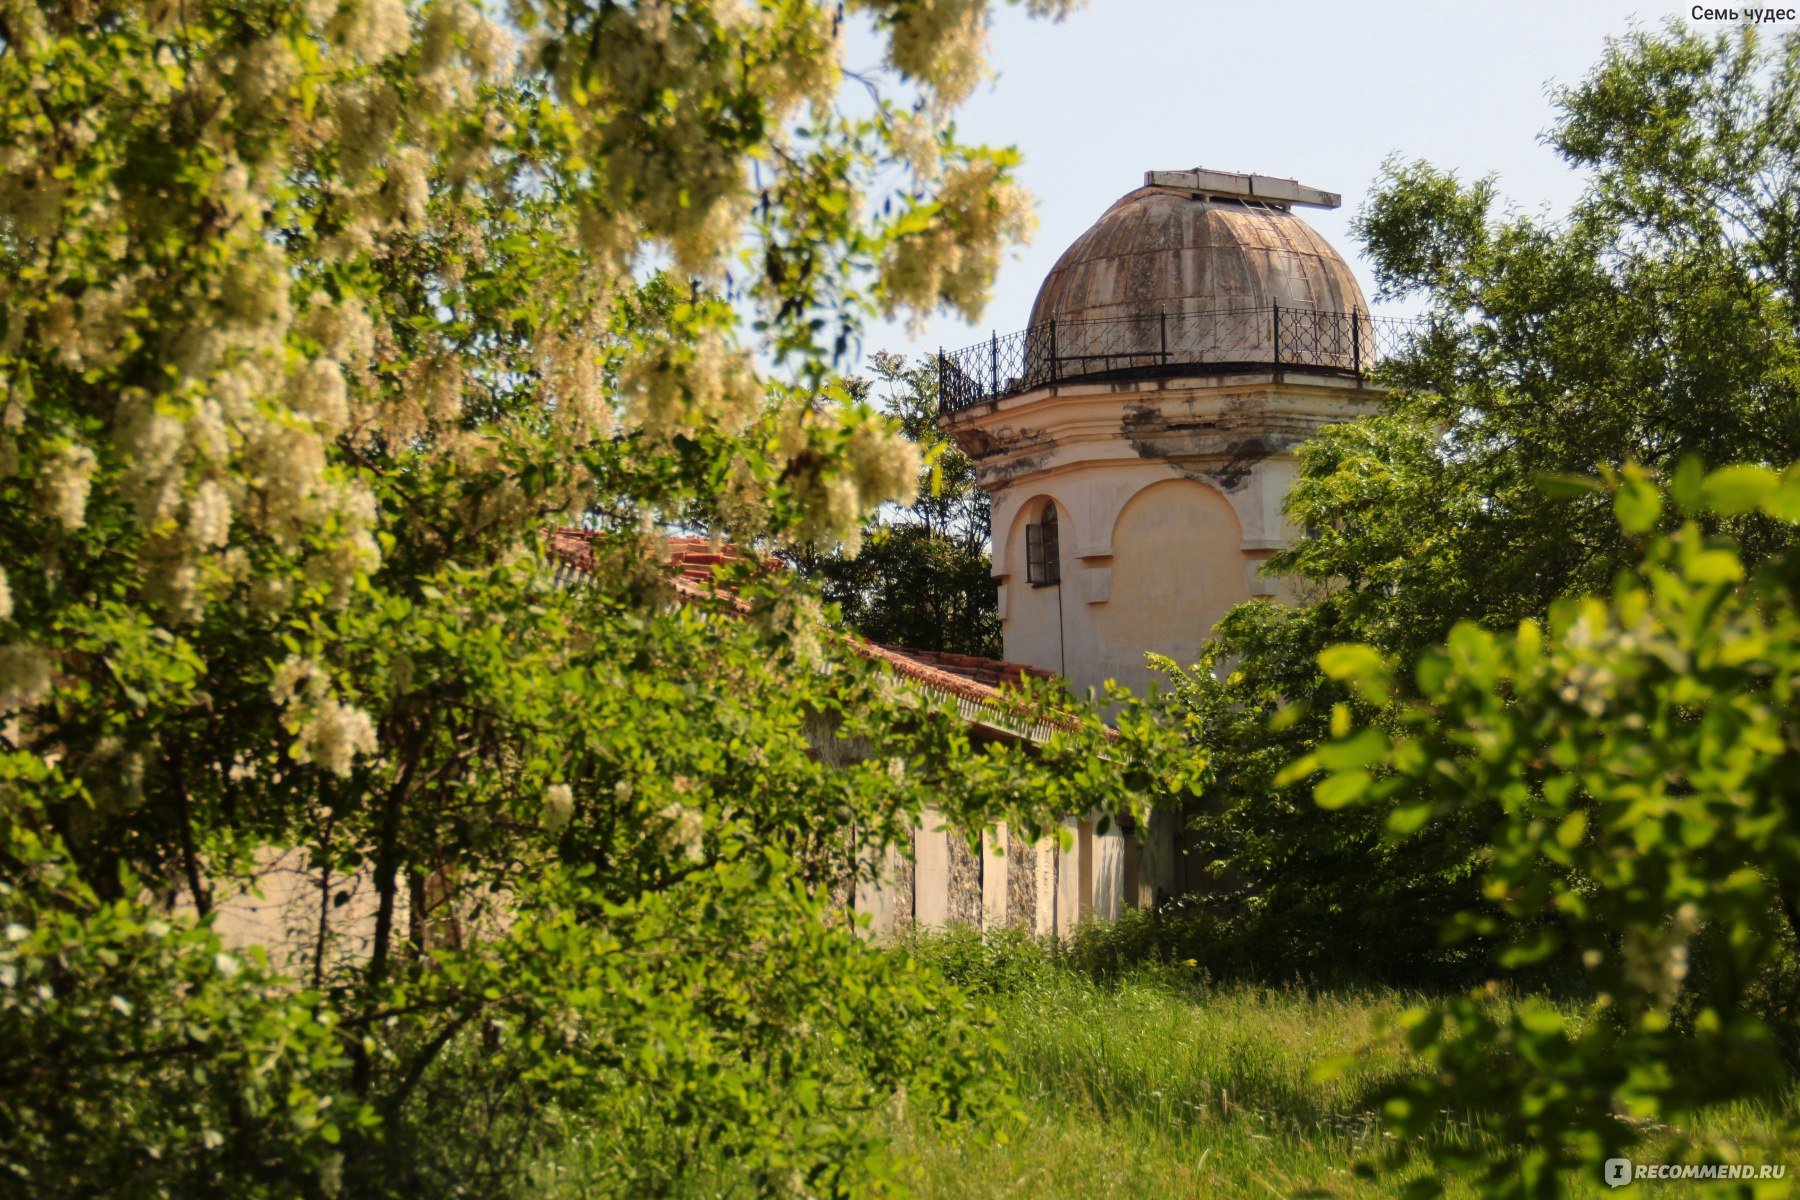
[[540, 925, 1797, 1198], [891, 925, 1441, 1198], [890, 926, 1797, 1200]]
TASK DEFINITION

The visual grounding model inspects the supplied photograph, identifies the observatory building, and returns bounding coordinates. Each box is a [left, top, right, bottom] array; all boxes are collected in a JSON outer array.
[[939, 168, 1382, 700]]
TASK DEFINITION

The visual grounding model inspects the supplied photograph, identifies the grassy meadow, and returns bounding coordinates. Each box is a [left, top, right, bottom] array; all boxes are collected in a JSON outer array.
[[538, 926, 1797, 1198], [886, 930, 1797, 1199]]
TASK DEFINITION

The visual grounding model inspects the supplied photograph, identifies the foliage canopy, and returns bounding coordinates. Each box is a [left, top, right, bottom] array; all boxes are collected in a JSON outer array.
[[1164, 20, 1800, 980], [0, 1, 1204, 1195], [1306, 462, 1800, 1197]]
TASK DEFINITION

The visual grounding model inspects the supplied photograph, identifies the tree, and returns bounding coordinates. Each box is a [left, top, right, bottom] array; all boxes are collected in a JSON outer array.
[[1163, 21, 1800, 978], [0, 2, 1199, 1195], [1306, 461, 1800, 1197], [794, 351, 1001, 658]]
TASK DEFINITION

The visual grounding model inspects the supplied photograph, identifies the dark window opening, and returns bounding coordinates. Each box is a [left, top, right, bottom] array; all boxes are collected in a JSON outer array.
[[1026, 502, 1061, 587]]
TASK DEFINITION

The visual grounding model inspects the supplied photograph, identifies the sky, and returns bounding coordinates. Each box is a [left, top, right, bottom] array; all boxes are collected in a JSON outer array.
[[846, 0, 1732, 370]]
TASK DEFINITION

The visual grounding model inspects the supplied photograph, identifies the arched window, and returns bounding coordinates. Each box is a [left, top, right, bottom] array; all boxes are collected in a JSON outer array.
[[1026, 501, 1061, 586]]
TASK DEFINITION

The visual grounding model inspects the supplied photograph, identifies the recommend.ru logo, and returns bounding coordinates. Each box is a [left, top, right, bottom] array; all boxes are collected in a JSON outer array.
[[1604, 1156, 1787, 1187]]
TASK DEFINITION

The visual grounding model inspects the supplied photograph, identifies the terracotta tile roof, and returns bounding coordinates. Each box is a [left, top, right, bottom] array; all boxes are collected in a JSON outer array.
[[543, 527, 1077, 740], [872, 647, 1053, 691], [547, 528, 764, 613]]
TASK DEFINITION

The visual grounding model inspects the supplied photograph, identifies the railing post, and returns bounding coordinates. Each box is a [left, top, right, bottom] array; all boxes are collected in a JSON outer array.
[[1271, 301, 1281, 369], [1351, 312, 1361, 382], [1048, 317, 1058, 383], [990, 331, 999, 399], [1160, 306, 1168, 362]]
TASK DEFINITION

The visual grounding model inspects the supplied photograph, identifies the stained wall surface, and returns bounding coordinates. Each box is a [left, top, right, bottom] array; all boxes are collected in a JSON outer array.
[[997, 469, 1252, 701], [1001, 492, 1073, 679], [1090, 477, 1249, 695]]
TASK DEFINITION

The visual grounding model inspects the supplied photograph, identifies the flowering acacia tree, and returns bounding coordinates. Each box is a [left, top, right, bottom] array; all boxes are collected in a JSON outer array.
[[1300, 462, 1800, 1197], [0, 2, 1200, 1195]]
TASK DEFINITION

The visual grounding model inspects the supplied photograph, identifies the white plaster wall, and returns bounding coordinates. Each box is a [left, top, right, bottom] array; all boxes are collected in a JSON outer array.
[[856, 837, 909, 937], [914, 814, 950, 928], [1034, 840, 1057, 935], [998, 490, 1072, 678], [997, 466, 1269, 700], [981, 825, 1008, 928], [1055, 820, 1082, 936], [971, 374, 1380, 703], [1088, 477, 1250, 697], [1091, 826, 1125, 922]]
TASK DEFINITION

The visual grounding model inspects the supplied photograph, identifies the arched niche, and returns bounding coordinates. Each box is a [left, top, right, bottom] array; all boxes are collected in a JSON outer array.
[[999, 492, 1072, 676], [1089, 477, 1249, 695]]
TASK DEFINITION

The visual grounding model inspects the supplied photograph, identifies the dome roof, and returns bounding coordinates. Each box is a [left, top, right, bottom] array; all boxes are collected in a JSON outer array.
[[1030, 186, 1367, 328]]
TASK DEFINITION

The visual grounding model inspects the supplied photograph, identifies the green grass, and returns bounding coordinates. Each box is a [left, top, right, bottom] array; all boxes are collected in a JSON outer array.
[[885, 961, 1438, 1199], [888, 929, 1798, 1200], [535, 927, 1797, 1197]]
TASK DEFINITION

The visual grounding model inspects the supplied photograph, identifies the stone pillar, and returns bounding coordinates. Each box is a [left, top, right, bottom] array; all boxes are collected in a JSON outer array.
[[1056, 819, 1083, 936], [854, 835, 909, 937], [1034, 839, 1057, 935], [1091, 821, 1125, 921], [948, 832, 982, 925], [981, 824, 1008, 930], [915, 812, 950, 928]]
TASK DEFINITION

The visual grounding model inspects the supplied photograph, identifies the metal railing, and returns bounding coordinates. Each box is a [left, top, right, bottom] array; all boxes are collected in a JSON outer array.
[[937, 304, 1426, 415]]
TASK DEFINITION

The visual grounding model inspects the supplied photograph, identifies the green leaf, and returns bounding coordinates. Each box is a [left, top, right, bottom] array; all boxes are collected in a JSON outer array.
[[1614, 474, 1663, 534], [1318, 643, 1394, 705], [1763, 479, 1800, 523], [1315, 770, 1373, 810], [1669, 455, 1706, 511], [1402, 1009, 1444, 1050], [1698, 464, 1778, 515], [1308, 1054, 1360, 1083], [1318, 643, 1387, 682], [1554, 810, 1587, 850], [1316, 727, 1389, 771], [1386, 800, 1433, 836], [1514, 999, 1566, 1036], [1498, 930, 1561, 968], [1273, 753, 1320, 788], [1536, 473, 1603, 499], [1687, 549, 1745, 585]]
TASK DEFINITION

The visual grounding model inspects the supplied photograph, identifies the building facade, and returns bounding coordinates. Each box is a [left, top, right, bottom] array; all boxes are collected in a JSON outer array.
[[922, 168, 1387, 922], [940, 167, 1381, 701]]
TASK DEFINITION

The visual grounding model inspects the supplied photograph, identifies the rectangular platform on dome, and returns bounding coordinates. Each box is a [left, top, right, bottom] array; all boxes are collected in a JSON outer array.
[[1145, 168, 1340, 210]]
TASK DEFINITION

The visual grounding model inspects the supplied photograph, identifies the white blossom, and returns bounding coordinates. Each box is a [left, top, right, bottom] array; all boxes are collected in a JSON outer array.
[[270, 655, 378, 776], [542, 783, 574, 832], [234, 36, 301, 111], [289, 357, 350, 435], [291, 697, 379, 776], [187, 479, 233, 549], [385, 147, 430, 227], [0, 644, 51, 713], [40, 443, 97, 532], [329, 0, 411, 62], [657, 802, 705, 863], [467, 14, 515, 82]]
